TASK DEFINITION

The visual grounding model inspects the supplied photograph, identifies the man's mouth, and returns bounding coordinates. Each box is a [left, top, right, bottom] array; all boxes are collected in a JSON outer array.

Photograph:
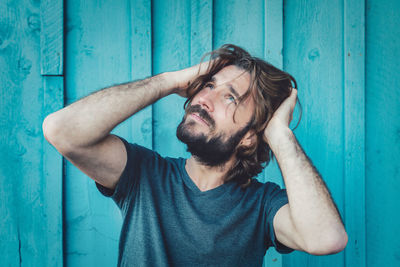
[[185, 104, 215, 128], [190, 113, 210, 126]]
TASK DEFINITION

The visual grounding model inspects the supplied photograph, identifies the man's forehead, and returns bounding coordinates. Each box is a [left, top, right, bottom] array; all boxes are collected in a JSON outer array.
[[210, 77, 240, 99], [211, 65, 251, 97]]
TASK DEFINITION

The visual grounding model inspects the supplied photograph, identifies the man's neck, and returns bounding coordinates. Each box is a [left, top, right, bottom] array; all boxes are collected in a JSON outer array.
[[185, 156, 235, 192]]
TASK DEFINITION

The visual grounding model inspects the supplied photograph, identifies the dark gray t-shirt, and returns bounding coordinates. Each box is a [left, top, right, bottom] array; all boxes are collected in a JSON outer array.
[[96, 136, 293, 267]]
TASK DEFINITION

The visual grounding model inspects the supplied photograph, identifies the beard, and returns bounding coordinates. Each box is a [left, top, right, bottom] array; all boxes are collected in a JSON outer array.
[[176, 104, 251, 167]]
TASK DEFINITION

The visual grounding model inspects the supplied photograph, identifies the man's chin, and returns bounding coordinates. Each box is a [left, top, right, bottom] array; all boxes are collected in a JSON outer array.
[[178, 121, 210, 137], [177, 128, 234, 167]]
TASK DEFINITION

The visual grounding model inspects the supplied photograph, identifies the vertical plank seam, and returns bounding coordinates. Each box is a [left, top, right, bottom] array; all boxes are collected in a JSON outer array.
[[362, 2, 367, 262], [363, 1, 367, 264], [151, 0, 155, 149], [149, 0, 154, 150], [61, 2, 67, 266], [342, 2, 346, 266], [211, 0, 214, 50], [128, 0, 134, 145]]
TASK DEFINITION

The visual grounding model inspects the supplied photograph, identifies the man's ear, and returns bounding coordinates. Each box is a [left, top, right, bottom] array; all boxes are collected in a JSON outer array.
[[239, 130, 256, 148]]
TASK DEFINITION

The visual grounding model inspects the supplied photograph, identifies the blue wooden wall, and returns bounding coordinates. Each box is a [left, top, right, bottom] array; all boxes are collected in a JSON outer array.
[[1, 0, 399, 266]]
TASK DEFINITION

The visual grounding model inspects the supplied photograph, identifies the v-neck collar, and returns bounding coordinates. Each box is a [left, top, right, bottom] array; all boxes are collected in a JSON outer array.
[[177, 158, 233, 197]]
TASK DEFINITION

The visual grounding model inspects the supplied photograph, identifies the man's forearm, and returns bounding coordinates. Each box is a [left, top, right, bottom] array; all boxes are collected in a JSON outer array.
[[43, 72, 176, 149], [270, 128, 346, 249]]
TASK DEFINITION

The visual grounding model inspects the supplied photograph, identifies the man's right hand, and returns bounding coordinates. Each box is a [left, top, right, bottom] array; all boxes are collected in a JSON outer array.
[[171, 60, 212, 98]]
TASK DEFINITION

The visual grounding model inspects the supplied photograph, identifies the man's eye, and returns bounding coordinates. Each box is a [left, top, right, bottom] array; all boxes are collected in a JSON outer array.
[[227, 95, 237, 104], [205, 83, 214, 90]]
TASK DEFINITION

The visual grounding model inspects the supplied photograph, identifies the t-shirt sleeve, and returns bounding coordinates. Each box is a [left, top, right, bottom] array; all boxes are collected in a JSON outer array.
[[95, 135, 154, 211], [264, 182, 294, 254]]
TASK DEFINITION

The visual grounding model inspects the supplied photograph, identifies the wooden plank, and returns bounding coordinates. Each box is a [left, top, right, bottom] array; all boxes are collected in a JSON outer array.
[[40, 0, 63, 75], [282, 0, 345, 266], [0, 2, 21, 263], [41, 1, 65, 264], [0, 0, 64, 266], [264, 0, 283, 68], [263, 1, 284, 266], [40, 1, 65, 263], [365, 0, 400, 266], [190, 0, 213, 64], [263, 0, 284, 188], [130, 0, 153, 148], [64, 0, 132, 266], [213, 0, 264, 56], [152, 0, 191, 158], [42, 76, 64, 267], [343, 0, 366, 266]]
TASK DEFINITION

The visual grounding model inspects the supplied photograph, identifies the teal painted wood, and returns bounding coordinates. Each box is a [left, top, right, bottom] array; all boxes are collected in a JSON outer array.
[[40, 0, 63, 75], [152, 0, 191, 158], [0, 3, 23, 265], [343, 0, 366, 266], [53, 0, 400, 266], [213, 0, 264, 57], [65, 0, 134, 266], [283, 1, 345, 266], [264, 0, 283, 69], [0, 0, 57, 266], [190, 0, 213, 65], [366, 0, 400, 266], [3, 0, 399, 266], [41, 1, 64, 265], [263, 0, 284, 192], [42, 76, 64, 266], [263, 1, 284, 266], [130, 0, 153, 148]]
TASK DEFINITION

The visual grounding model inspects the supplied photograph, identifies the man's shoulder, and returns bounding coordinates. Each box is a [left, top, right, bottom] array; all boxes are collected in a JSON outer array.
[[246, 178, 284, 192], [240, 178, 287, 203], [119, 137, 185, 172], [118, 136, 176, 162]]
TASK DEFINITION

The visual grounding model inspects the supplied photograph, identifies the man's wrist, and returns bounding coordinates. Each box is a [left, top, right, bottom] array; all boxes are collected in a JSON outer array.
[[156, 71, 181, 97], [265, 126, 295, 154]]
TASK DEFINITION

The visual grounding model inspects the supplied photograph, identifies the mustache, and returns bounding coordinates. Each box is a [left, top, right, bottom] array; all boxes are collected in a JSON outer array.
[[186, 105, 215, 128]]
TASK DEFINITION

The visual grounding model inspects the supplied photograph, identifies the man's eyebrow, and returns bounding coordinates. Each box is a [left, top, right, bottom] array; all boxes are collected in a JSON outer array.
[[228, 84, 240, 99], [210, 76, 240, 99]]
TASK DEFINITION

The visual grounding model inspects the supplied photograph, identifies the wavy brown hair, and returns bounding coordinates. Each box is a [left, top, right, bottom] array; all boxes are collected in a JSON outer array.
[[184, 44, 301, 188]]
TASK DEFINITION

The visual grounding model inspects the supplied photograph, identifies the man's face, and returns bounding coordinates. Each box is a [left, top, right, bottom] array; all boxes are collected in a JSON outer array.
[[177, 65, 255, 166]]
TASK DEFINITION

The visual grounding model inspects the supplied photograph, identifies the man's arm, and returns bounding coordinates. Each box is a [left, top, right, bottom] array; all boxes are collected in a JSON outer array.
[[265, 89, 348, 255], [42, 63, 208, 189]]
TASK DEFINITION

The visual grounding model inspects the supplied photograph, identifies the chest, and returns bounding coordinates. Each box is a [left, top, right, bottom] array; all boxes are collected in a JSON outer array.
[[124, 176, 267, 262]]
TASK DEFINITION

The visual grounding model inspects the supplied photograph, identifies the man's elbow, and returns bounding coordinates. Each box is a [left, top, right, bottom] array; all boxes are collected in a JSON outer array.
[[306, 229, 348, 255], [42, 114, 72, 153]]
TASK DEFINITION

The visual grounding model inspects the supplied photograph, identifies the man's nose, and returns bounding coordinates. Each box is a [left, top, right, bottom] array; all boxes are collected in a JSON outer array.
[[198, 90, 215, 112]]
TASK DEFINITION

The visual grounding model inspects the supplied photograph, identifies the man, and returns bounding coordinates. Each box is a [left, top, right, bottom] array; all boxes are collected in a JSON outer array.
[[43, 44, 347, 266]]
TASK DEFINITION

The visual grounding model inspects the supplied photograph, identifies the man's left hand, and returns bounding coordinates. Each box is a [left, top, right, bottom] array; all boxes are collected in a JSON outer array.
[[264, 88, 298, 144]]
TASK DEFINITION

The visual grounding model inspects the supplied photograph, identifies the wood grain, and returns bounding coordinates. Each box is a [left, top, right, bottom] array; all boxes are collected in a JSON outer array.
[[2, 0, 398, 266], [283, 0, 345, 266], [40, 0, 63, 75], [344, 0, 366, 266], [152, 0, 191, 158], [366, 0, 400, 266]]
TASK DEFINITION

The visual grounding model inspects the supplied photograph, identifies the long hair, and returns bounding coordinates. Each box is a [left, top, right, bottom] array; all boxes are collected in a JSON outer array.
[[184, 44, 301, 188]]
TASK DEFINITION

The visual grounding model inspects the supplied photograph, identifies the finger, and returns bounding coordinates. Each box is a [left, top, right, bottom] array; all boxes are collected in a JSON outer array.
[[288, 88, 298, 107], [197, 60, 214, 75], [290, 88, 298, 98]]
